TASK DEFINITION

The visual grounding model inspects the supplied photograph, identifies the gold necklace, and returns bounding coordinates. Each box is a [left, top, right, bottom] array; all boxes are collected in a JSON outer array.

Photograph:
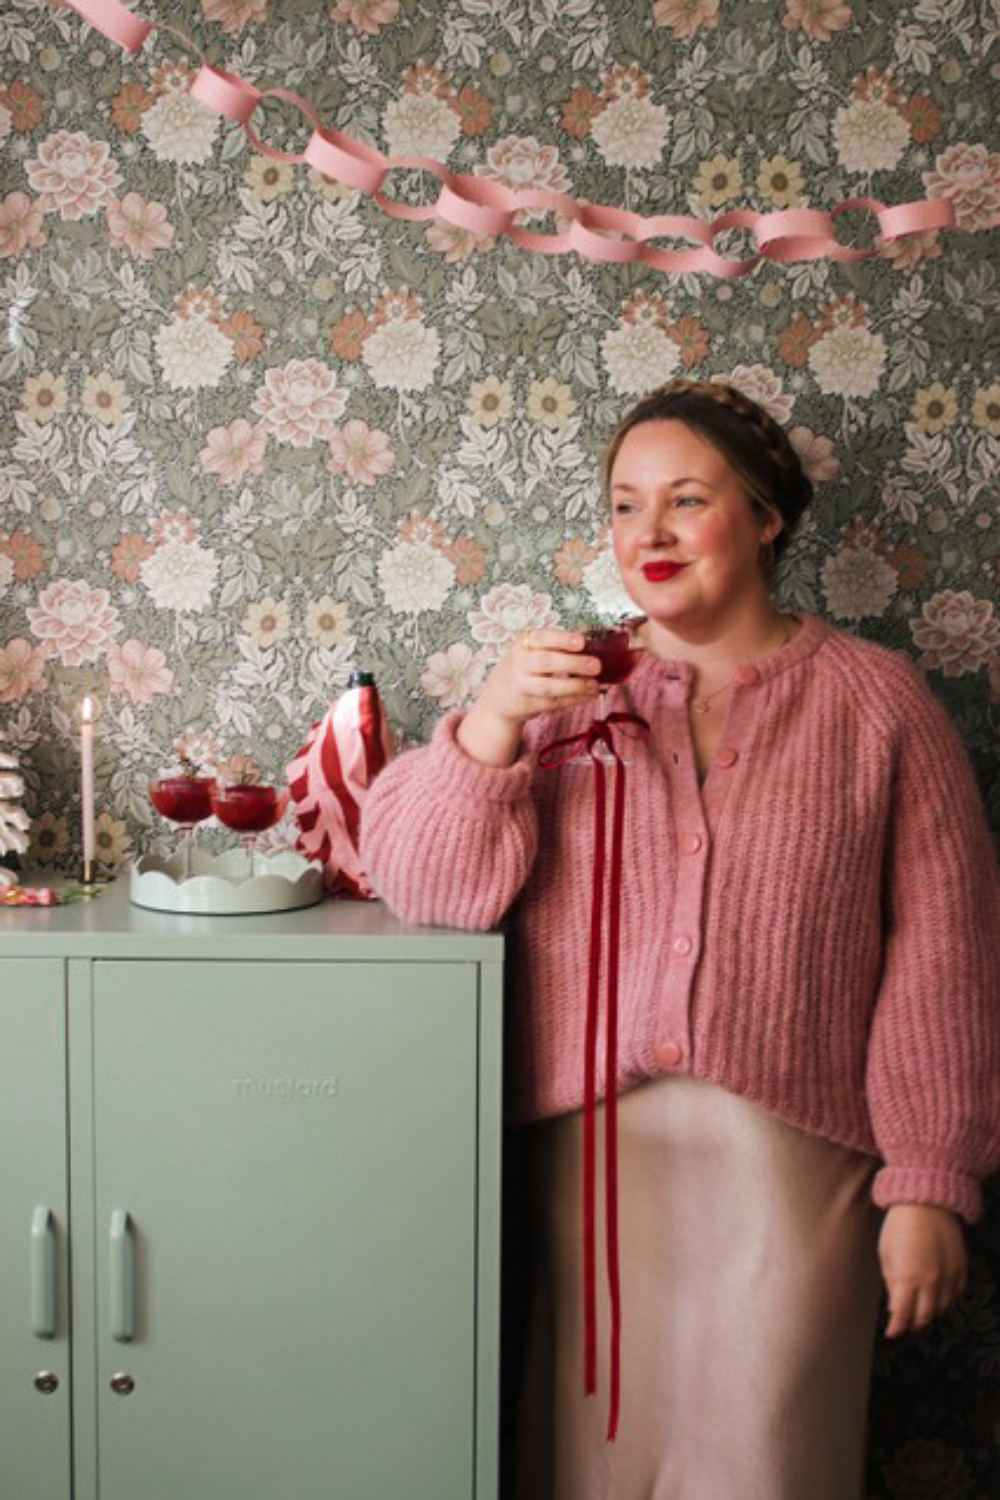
[[690, 621, 794, 716]]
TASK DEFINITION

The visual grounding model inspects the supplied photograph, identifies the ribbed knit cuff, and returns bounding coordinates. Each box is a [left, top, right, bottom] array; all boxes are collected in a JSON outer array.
[[428, 712, 534, 808], [872, 1163, 982, 1224]]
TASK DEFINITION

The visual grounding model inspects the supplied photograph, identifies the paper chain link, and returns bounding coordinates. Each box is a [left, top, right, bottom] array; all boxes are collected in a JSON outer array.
[[50, 0, 991, 279]]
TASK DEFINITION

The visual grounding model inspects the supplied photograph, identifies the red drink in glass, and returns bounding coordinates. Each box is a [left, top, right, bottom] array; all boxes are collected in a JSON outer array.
[[584, 627, 639, 686], [149, 776, 215, 825], [210, 785, 286, 834]]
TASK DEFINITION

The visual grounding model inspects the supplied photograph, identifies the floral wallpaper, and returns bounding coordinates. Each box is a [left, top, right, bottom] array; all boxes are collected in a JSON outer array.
[[0, 0, 998, 1489]]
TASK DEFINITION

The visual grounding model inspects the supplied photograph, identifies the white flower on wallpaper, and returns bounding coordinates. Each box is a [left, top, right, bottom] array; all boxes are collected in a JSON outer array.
[[602, 320, 681, 396], [591, 91, 670, 170], [141, 90, 219, 165], [716, 365, 793, 423], [140, 540, 219, 614], [106, 192, 175, 260], [383, 90, 461, 159], [468, 583, 558, 655], [808, 321, 886, 398], [581, 547, 637, 619], [821, 544, 898, 621], [0, 553, 13, 597], [26, 130, 121, 219], [0, 102, 12, 148], [910, 591, 1000, 677], [420, 641, 488, 708], [362, 317, 441, 392], [242, 597, 291, 649], [253, 359, 348, 446], [199, 418, 268, 486], [833, 96, 909, 174], [526, 378, 577, 431], [305, 597, 352, 649], [27, 578, 121, 666], [923, 142, 1000, 232], [378, 539, 456, 615], [156, 312, 234, 391], [106, 639, 174, 704]]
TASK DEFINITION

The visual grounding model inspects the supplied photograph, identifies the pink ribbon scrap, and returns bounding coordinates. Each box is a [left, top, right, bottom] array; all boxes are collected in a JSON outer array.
[[46, 0, 984, 280]]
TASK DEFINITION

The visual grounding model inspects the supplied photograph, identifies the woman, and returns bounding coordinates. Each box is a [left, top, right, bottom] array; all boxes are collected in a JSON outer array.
[[360, 380, 1000, 1500]]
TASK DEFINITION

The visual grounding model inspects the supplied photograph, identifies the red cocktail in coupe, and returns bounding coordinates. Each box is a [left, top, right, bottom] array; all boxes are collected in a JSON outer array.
[[211, 784, 288, 876], [584, 625, 640, 686], [149, 772, 217, 878]]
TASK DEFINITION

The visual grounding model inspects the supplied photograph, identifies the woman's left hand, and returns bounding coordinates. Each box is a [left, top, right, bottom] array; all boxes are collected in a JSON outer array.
[[878, 1203, 968, 1337]]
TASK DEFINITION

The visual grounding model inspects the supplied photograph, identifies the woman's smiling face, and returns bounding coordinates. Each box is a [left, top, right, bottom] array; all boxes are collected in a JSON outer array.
[[609, 419, 779, 634]]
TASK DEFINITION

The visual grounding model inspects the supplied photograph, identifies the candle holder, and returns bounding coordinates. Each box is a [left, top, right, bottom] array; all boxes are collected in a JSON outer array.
[[78, 858, 115, 888]]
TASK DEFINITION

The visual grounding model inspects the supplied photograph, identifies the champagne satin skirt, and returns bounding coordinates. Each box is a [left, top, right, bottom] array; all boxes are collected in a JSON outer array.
[[512, 1075, 882, 1500]]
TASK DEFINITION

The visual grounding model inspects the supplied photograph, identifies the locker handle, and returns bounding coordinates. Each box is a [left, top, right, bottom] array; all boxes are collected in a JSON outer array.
[[109, 1210, 135, 1343], [30, 1206, 57, 1340]]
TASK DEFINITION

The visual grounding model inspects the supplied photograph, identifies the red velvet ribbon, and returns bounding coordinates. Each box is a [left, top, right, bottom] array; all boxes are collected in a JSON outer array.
[[538, 710, 649, 1441]]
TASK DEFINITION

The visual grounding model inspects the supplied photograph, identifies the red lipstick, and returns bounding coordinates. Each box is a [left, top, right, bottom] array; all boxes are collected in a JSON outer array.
[[642, 560, 687, 582]]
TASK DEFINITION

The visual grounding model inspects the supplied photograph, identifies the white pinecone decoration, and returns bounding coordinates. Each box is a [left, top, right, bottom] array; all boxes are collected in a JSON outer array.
[[0, 750, 30, 886]]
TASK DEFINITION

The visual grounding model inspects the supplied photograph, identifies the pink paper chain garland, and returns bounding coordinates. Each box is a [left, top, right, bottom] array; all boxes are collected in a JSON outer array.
[[48, 0, 996, 278]]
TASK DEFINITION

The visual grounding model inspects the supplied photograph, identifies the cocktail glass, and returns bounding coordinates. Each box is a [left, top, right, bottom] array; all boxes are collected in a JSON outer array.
[[210, 784, 288, 878], [149, 775, 217, 880]]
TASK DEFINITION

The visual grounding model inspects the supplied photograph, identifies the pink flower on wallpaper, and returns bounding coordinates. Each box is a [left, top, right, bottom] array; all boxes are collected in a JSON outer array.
[[477, 135, 571, 197], [253, 359, 348, 447], [0, 639, 47, 703], [198, 418, 268, 486], [331, 0, 400, 34], [910, 591, 1000, 677], [651, 0, 720, 39], [26, 130, 121, 220], [27, 578, 121, 666], [0, 191, 46, 257], [106, 192, 175, 260], [782, 0, 851, 40], [879, 228, 942, 271], [327, 420, 395, 487], [923, 142, 1000, 232], [106, 639, 175, 705], [201, 0, 267, 34], [152, 509, 199, 546], [789, 426, 840, 485]]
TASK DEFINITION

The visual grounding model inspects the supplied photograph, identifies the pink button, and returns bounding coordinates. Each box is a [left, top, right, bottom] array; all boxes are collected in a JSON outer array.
[[673, 935, 693, 957], [681, 832, 703, 855], [657, 1039, 684, 1068], [735, 664, 760, 687], [716, 747, 739, 768]]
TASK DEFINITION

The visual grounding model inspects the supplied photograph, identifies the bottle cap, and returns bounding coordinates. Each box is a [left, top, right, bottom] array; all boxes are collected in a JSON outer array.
[[348, 670, 375, 688]]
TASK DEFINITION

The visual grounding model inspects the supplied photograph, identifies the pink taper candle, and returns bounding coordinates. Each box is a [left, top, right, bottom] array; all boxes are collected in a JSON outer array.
[[81, 696, 95, 867]]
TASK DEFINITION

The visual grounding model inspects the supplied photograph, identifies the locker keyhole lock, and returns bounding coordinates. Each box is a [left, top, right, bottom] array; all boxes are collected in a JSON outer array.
[[111, 1373, 135, 1396], [35, 1371, 59, 1394]]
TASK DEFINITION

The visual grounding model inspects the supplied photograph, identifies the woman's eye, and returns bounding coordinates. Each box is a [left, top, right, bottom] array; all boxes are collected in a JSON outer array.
[[677, 495, 704, 508]]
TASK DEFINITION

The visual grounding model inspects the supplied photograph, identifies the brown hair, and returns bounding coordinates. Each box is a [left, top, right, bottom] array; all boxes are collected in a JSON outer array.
[[602, 379, 814, 566]]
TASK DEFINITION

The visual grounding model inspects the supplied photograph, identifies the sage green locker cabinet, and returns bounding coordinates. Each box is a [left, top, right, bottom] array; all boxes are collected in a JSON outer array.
[[0, 890, 504, 1500], [0, 960, 72, 1500]]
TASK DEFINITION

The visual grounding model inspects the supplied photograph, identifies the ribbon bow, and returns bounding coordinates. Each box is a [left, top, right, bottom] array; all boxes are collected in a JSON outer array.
[[539, 710, 649, 1442]]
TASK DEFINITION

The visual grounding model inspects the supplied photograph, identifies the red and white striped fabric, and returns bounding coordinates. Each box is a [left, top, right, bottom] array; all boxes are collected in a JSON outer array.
[[286, 678, 395, 898]]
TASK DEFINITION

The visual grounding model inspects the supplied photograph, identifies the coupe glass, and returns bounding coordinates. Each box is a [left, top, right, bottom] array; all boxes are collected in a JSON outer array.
[[210, 784, 288, 878], [149, 775, 217, 879], [582, 624, 643, 763]]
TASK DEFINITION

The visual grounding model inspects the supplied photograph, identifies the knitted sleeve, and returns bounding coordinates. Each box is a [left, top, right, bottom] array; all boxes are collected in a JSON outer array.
[[359, 711, 539, 930], [865, 663, 1000, 1222]]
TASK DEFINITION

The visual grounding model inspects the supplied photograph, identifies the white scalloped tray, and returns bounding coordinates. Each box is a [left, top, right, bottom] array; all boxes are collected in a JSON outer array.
[[129, 849, 325, 915]]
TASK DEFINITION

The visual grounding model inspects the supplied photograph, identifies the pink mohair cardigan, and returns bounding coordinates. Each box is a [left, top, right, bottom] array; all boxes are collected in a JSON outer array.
[[361, 614, 1000, 1222]]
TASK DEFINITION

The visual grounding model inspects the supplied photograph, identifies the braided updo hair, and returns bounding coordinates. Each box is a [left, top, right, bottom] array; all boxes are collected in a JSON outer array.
[[602, 379, 814, 566]]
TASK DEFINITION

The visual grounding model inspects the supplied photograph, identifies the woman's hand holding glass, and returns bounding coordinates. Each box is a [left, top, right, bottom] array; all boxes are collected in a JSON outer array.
[[457, 629, 602, 767]]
